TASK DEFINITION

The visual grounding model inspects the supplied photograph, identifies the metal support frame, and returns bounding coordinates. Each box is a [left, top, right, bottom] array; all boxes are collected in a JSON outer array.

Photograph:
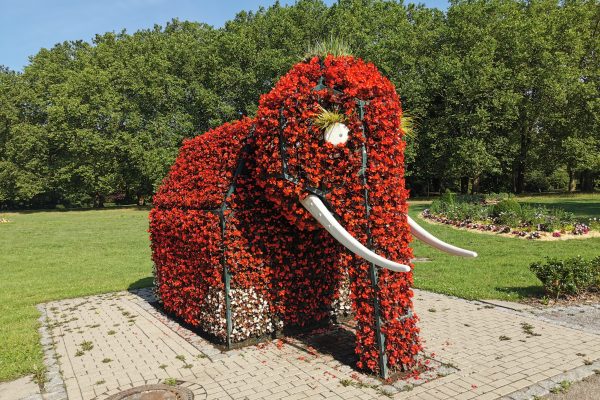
[[218, 209, 233, 349], [218, 131, 254, 349], [357, 100, 389, 379]]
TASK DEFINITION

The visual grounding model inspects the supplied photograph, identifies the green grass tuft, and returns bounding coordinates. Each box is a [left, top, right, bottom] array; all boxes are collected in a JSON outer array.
[[313, 106, 346, 130], [305, 36, 352, 59]]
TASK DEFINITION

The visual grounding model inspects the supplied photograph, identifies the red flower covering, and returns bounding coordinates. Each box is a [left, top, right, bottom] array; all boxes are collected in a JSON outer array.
[[150, 55, 421, 375]]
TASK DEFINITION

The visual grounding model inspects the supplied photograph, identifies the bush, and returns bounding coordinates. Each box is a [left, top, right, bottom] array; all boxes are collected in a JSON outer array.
[[484, 192, 511, 202], [530, 256, 598, 298], [592, 257, 600, 290], [440, 189, 456, 205], [492, 199, 521, 217]]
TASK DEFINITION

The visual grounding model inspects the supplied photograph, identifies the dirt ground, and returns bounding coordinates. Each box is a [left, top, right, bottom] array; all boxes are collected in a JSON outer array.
[[543, 372, 600, 399]]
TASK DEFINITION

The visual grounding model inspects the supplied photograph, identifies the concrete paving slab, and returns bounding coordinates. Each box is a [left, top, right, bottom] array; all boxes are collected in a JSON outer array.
[[0, 375, 41, 400]]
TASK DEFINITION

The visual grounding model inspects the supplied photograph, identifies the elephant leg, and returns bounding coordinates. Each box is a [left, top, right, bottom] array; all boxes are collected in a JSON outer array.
[[265, 224, 343, 330], [149, 208, 226, 339], [347, 259, 420, 375], [223, 206, 280, 342]]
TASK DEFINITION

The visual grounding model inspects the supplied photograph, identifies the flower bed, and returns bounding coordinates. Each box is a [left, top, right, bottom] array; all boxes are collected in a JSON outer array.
[[422, 194, 597, 240]]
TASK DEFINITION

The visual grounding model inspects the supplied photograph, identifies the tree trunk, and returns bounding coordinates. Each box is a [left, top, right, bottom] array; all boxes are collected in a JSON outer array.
[[568, 168, 575, 192], [460, 177, 469, 194], [581, 171, 595, 192], [471, 176, 481, 194], [515, 123, 530, 194], [94, 193, 105, 208]]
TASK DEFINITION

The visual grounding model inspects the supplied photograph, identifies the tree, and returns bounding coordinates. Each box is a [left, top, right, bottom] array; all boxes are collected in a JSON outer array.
[[562, 136, 600, 191]]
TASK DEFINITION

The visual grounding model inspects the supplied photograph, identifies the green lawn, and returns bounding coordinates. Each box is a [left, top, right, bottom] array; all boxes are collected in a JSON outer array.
[[517, 193, 600, 220], [409, 193, 600, 301], [0, 194, 598, 382], [0, 207, 152, 382]]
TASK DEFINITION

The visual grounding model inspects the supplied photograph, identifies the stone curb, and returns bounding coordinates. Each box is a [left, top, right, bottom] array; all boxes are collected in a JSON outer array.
[[36, 303, 68, 400], [500, 358, 600, 400]]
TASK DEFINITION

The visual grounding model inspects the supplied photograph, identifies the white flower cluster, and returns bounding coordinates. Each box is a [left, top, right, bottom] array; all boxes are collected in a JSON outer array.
[[196, 277, 354, 345], [197, 289, 228, 340], [196, 286, 282, 343], [230, 287, 282, 342], [332, 273, 352, 319]]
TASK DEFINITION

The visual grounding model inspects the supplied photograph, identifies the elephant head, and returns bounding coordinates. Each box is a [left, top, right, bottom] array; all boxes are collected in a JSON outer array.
[[252, 55, 476, 272]]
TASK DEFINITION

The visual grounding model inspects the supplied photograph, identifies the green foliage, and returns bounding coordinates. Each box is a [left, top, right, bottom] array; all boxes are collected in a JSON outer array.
[[491, 199, 521, 226], [429, 194, 585, 232], [313, 106, 346, 130], [592, 256, 600, 289], [491, 199, 522, 218], [440, 190, 456, 206], [1, 0, 600, 207], [529, 256, 599, 299]]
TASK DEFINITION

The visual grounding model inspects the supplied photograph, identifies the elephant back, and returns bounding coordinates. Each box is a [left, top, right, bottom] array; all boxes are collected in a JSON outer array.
[[152, 117, 254, 210]]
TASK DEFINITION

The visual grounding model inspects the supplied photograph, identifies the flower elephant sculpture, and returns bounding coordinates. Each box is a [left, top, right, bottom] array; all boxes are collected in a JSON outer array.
[[150, 55, 477, 377]]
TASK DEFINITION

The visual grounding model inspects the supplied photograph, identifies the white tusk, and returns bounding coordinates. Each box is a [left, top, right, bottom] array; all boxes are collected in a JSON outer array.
[[300, 195, 411, 272], [407, 215, 478, 258]]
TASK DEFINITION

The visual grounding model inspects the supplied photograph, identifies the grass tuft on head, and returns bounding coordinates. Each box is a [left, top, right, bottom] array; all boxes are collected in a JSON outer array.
[[314, 106, 347, 130], [305, 36, 352, 59]]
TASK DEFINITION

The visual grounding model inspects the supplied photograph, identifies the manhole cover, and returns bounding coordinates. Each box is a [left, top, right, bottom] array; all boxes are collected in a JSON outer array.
[[106, 384, 194, 400]]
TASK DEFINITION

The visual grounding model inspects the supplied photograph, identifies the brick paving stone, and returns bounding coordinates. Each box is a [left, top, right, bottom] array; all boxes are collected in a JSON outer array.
[[33, 288, 600, 400]]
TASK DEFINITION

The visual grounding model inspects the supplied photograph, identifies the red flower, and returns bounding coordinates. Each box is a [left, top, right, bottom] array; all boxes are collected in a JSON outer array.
[[150, 55, 421, 376]]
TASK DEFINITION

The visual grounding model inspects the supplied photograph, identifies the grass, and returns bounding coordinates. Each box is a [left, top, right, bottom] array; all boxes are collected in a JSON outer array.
[[0, 207, 152, 382], [517, 193, 600, 220], [409, 193, 600, 301], [0, 193, 598, 382], [314, 105, 346, 130], [305, 36, 352, 59]]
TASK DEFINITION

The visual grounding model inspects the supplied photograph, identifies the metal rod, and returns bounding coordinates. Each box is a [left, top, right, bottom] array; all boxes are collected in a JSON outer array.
[[358, 101, 388, 379]]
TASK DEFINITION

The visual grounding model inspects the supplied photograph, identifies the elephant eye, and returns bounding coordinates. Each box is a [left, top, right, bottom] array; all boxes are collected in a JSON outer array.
[[324, 122, 349, 145]]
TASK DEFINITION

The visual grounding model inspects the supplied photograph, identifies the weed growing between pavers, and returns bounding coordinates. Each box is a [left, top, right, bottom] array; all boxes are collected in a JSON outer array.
[[521, 322, 541, 337], [163, 378, 177, 386], [550, 380, 572, 394], [80, 341, 93, 351]]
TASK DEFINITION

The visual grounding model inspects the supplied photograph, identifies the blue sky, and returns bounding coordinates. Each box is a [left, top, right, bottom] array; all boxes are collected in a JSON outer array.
[[0, 0, 448, 71]]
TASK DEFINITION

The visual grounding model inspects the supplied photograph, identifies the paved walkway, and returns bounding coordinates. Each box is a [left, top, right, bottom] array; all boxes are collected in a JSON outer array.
[[32, 289, 600, 400], [0, 375, 41, 400]]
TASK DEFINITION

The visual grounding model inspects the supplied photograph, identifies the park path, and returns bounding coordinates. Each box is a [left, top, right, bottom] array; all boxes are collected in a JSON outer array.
[[31, 288, 600, 400]]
